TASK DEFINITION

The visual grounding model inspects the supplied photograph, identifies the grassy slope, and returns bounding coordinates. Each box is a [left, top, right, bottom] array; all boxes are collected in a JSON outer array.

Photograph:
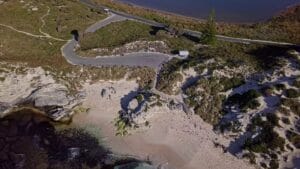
[[0, 0, 106, 39], [79, 19, 197, 55], [79, 20, 155, 50], [0, 0, 106, 70]]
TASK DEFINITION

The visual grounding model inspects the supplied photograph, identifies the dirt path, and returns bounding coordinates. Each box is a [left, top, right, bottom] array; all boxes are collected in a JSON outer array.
[[0, 6, 66, 42]]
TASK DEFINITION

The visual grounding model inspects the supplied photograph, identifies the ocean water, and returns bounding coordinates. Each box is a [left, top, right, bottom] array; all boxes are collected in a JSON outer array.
[[119, 0, 300, 22]]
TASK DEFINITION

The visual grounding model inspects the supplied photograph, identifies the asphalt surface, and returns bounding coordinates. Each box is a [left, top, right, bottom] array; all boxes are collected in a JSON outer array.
[[62, 14, 180, 69], [62, 39, 171, 68], [61, 14, 174, 69], [79, 0, 297, 47]]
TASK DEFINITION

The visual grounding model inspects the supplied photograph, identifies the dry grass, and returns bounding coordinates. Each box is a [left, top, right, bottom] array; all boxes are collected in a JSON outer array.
[[79, 20, 155, 50], [0, 0, 106, 72], [0, 0, 106, 39]]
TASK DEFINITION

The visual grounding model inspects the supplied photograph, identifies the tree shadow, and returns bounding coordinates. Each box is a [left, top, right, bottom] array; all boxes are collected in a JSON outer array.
[[182, 33, 201, 43], [0, 108, 151, 169], [120, 90, 139, 111], [149, 26, 164, 36], [71, 30, 79, 41], [246, 45, 294, 70]]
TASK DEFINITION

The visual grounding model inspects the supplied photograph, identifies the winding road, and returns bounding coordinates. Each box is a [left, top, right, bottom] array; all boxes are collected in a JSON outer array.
[[61, 14, 173, 69], [60, 12, 188, 111], [61, 0, 298, 113]]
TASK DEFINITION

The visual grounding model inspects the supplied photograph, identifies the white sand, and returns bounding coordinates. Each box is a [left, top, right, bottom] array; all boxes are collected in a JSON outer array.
[[72, 80, 255, 169]]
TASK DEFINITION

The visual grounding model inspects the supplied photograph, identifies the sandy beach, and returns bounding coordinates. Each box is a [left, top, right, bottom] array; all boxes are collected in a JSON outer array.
[[71, 79, 256, 169]]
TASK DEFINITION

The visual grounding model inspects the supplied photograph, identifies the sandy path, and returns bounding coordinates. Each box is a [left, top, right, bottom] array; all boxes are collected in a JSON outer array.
[[71, 80, 256, 169]]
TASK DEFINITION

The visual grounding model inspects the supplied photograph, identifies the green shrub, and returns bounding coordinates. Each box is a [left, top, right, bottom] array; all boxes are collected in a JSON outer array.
[[135, 94, 144, 103], [275, 83, 286, 90], [145, 121, 150, 127], [282, 98, 300, 116], [114, 117, 128, 136], [269, 160, 279, 169], [278, 106, 291, 116], [281, 117, 291, 125], [266, 113, 279, 126], [286, 130, 300, 149], [186, 77, 225, 125], [244, 118, 285, 153], [270, 153, 278, 159], [221, 77, 245, 91], [226, 89, 261, 111], [260, 162, 267, 168], [286, 88, 300, 98], [247, 100, 261, 110], [262, 86, 275, 96], [293, 80, 300, 88], [243, 152, 256, 164]]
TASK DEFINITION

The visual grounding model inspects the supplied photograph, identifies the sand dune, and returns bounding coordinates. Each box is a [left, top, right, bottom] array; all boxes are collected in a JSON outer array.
[[71, 80, 255, 169]]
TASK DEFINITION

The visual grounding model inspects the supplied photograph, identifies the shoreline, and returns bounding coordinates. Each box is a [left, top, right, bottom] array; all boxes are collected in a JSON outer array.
[[114, 0, 300, 24], [115, 0, 206, 23]]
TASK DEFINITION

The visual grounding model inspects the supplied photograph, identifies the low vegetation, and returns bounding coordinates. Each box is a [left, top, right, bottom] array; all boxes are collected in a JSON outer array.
[[114, 117, 128, 136], [185, 77, 225, 125], [0, 0, 104, 71], [226, 89, 262, 112], [79, 19, 198, 56], [244, 115, 285, 155], [285, 88, 300, 98], [281, 98, 300, 116], [220, 77, 245, 92], [79, 20, 155, 50], [156, 58, 184, 94], [0, 0, 106, 39], [286, 130, 300, 149], [127, 67, 156, 89]]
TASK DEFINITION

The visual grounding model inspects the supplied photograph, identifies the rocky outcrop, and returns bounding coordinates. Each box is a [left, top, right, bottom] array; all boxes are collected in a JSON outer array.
[[86, 41, 169, 57], [20, 83, 81, 121], [119, 91, 164, 125], [0, 65, 83, 121]]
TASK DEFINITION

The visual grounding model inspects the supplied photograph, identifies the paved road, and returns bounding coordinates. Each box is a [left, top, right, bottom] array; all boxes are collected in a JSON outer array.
[[62, 39, 172, 68], [62, 0, 297, 115], [61, 12, 191, 112], [80, 0, 166, 28], [79, 0, 298, 47], [85, 14, 127, 33], [61, 14, 174, 69], [184, 29, 296, 46]]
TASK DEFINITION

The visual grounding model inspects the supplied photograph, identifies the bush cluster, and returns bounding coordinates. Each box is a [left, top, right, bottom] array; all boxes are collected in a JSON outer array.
[[244, 116, 285, 154], [226, 89, 262, 111], [221, 77, 245, 92]]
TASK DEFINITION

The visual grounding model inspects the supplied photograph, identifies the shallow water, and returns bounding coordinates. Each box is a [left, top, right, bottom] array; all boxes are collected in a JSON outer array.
[[119, 0, 300, 22]]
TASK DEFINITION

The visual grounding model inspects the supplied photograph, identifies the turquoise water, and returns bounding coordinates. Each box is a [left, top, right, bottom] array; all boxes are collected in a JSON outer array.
[[119, 0, 300, 22]]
